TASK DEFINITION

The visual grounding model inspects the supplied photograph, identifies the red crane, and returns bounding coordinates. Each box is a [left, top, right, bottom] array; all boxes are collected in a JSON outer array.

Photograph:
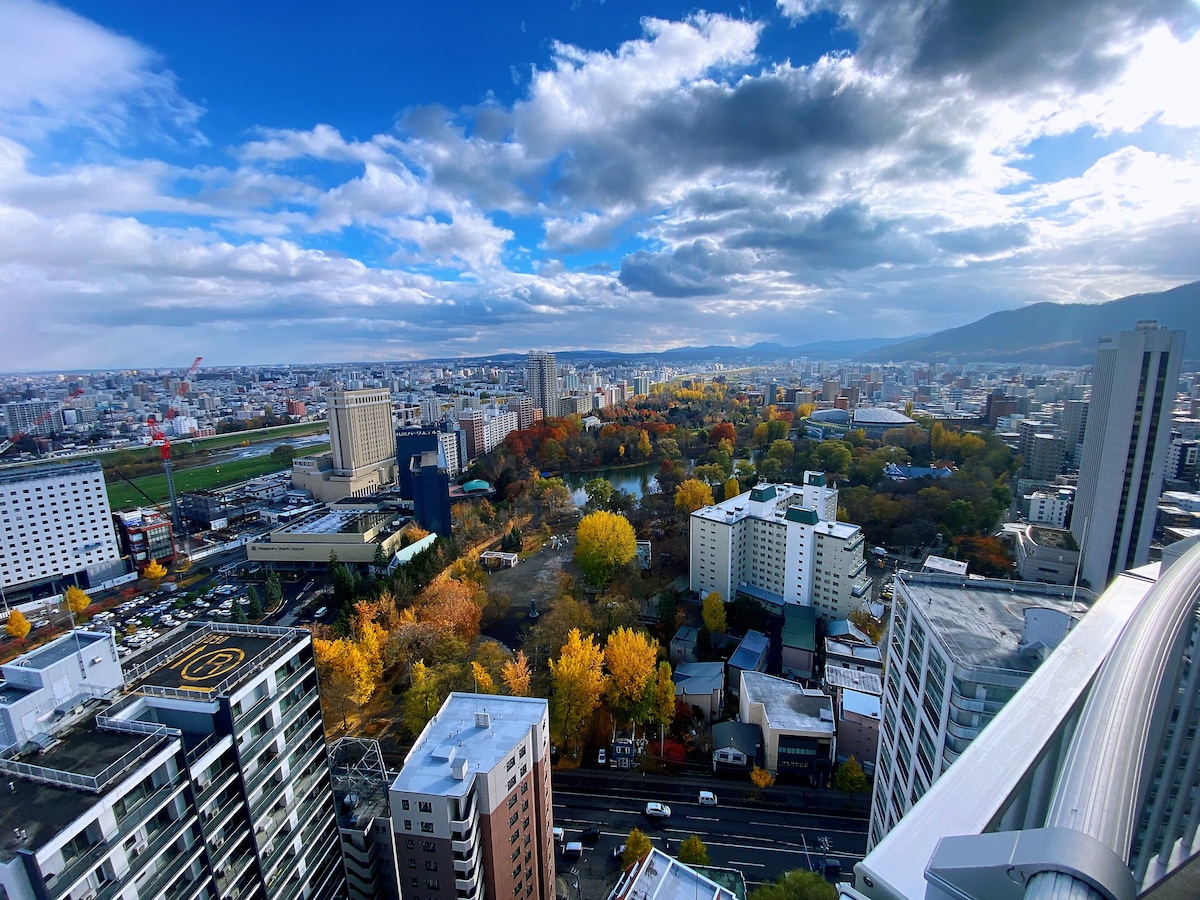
[[165, 356, 203, 420], [146, 356, 201, 552], [0, 388, 84, 456]]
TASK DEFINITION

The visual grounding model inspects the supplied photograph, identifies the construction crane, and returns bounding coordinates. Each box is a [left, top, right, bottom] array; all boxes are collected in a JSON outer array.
[[145, 356, 201, 555], [0, 388, 84, 456]]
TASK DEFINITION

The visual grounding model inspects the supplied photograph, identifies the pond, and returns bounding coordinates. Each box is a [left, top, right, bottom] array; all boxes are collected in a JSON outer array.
[[561, 462, 663, 506]]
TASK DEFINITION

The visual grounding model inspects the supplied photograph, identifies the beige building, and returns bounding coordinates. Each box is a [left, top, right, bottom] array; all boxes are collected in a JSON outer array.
[[739, 671, 836, 783], [293, 388, 397, 502], [247, 506, 410, 568]]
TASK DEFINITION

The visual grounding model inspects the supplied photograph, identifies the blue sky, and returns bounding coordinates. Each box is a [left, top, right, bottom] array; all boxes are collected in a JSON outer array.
[[0, 0, 1198, 369]]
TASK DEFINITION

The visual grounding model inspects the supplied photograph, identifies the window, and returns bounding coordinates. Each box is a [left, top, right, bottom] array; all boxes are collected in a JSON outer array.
[[506, 756, 516, 771], [519, 745, 526, 758], [409, 859, 417, 869], [418, 801, 432, 813], [510, 830, 520, 845], [406, 839, 415, 850], [420, 822, 434, 833], [423, 842, 436, 852], [402, 799, 410, 810], [508, 794, 518, 809], [426, 880, 440, 891], [425, 861, 438, 871], [509, 812, 519, 826], [404, 820, 412, 831], [507, 775, 517, 789]]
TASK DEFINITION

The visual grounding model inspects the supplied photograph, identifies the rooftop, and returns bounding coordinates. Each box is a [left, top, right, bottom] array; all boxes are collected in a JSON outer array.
[[0, 459, 104, 486], [393, 693, 548, 799], [824, 667, 883, 696], [729, 630, 770, 670], [897, 572, 1092, 673], [740, 671, 835, 735], [853, 408, 916, 426], [129, 622, 302, 696], [9, 630, 108, 670], [279, 508, 396, 536], [609, 848, 738, 900]]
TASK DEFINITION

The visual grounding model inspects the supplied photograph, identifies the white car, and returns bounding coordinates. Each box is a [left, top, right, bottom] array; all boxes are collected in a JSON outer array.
[[644, 802, 671, 819], [698, 791, 718, 807]]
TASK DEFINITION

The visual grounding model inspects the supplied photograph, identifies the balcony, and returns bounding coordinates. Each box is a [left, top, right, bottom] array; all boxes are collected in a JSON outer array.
[[456, 865, 483, 894]]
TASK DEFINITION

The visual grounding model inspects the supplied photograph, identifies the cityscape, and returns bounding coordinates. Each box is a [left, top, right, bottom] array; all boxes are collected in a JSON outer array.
[[2, 3, 1200, 900]]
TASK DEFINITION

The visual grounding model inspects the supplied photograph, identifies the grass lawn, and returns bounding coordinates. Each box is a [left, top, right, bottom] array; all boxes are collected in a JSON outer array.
[[97, 420, 330, 467], [106, 442, 329, 510]]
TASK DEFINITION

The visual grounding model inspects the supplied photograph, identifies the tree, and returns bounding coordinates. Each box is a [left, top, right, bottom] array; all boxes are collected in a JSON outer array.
[[5, 609, 31, 640], [651, 661, 676, 749], [143, 559, 167, 581], [701, 592, 726, 634], [709, 422, 736, 446], [833, 756, 870, 793], [749, 869, 837, 900], [584, 477, 614, 510], [604, 627, 659, 728], [502, 651, 532, 696], [623, 828, 653, 867], [245, 586, 263, 620], [405, 660, 444, 737], [722, 476, 741, 502], [677, 835, 710, 865], [265, 570, 283, 609], [815, 441, 852, 478], [750, 765, 775, 791], [574, 511, 637, 587], [943, 499, 977, 536], [674, 479, 714, 514], [550, 628, 606, 757], [65, 585, 91, 615], [314, 636, 376, 730], [271, 444, 296, 464], [231, 595, 248, 624], [767, 439, 795, 467], [471, 660, 498, 694]]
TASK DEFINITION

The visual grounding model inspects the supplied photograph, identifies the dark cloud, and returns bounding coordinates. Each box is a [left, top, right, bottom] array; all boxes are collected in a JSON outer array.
[[618, 239, 750, 297], [931, 222, 1031, 255]]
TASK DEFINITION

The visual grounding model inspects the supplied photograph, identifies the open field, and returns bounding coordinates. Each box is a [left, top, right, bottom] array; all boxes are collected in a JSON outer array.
[[96, 420, 329, 467], [106, 442, 329, 510]]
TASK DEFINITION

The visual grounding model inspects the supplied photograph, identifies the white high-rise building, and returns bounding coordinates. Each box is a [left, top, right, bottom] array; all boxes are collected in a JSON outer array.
[[1072, 322, 1184, 590], [0, 461, 125, 599], [526, 352, 558, 421], [689, 472, 872, 619]]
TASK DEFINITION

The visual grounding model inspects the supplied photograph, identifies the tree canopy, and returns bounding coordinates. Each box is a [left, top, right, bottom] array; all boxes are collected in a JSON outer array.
[[674, 478, 715, 514], [604, 626, 659, 727], [749, 869, 837, 900], [550, 628, 606, 757], [5, 609, 31, 640], [574, 511, 637, 587], [701, 592, 726, 634], [65, 586, 91, 615]]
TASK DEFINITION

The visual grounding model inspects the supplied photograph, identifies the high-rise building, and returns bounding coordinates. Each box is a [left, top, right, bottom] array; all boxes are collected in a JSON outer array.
[[1072, 322, 1184, 590], [526, 352, 558, 421], [0, 622, 345, 900], [689, 473, 872, 620], [1060, 398, 1089, 467], [868, 573, 1090, 848], [294, 388, 397, 502], [0, 461, 125, 600], [389, 693, 555, 900], [411, 449, 452, 537], [330, 738, 402, 900], [4, 399, 65, 439]]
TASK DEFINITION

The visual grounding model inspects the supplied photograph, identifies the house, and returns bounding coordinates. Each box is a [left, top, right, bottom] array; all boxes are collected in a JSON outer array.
[[727, 630, 770, 700], [823, 667, 883, 772], [825, 637, 883, 675], [671, 625, 699, 664], [781, 603, 816, 681], [712, 720, 763, 774], [674, 662, 725, 721]]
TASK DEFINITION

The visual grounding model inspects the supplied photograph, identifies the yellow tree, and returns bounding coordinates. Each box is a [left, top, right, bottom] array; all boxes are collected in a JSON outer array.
[[723, 476, 741, 502], [677, 835, 709, 865], [65, 586, 91, 616], [5, 609, 31, 640], [674, 479, 714, 514], [471, 661, 498, 694], [143, 560, 167, 581], [502, 651, 532, 697], [550, 628, 606, 758], [313, 637, 358, 730], [651, 661, 676, 754], [405, 660, 444, 737], [701, 592, 726, 634], [574, 511, 637, 587], [604, 626, 658, 730], [750, 765, 775, 792], [623, 828, 653, 867]]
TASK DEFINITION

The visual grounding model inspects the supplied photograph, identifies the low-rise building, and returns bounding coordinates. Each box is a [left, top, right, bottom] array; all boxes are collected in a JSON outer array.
[[711, 721, 762, 774], [673, 662, 725, 722], [247, 505, 409, 569], [781, 603, 816, 681], [824, 667, 883, 772], [608, 849, 737, 900], [738, 671, 836, 784], [1013, 524, 1080, 585], [727, 630, 769, 700]]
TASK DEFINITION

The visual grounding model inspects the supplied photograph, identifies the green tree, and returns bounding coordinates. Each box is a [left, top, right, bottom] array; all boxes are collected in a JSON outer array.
[[584, 477, 614, 510], [758, 458, 785, 482], [246, 586, 263, 620], [815, 441, 852, 478], [833, 756, 870, 793], [623, 828, 653, 867], [749, 869, 837, 900], [677, 835, 709, 865], [701, 592, 726, 634], [404, 660, 444, 737], [271, 444, 296, 465], [943, 499, 976, 536], [231, 595, 248, 624], [767, 439, 795, 466], [265, 570, 283, 609], [574, 511, 637, 587]]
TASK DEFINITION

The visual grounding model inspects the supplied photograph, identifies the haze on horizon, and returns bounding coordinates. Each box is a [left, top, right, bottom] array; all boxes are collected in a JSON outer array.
[[0, 0, 1198, 370]]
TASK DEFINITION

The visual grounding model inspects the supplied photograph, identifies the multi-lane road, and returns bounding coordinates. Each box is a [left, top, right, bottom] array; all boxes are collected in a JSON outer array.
[[550, 769, 867, 890]]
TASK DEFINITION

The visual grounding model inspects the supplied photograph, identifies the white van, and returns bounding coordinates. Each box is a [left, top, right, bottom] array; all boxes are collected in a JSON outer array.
[[698, 791, 718, 807]]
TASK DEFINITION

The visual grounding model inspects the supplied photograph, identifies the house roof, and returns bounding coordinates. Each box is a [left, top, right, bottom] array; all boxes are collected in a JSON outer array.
[[674, 662, 725, 696], [781, 604, 816, 650], [728, 630, 770, 670], [740, 671, 835, 735], [712, 720, 762, 757]]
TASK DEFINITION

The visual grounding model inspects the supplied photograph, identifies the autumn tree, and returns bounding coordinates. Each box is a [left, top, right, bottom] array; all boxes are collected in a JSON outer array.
[[471, 660, 498, 694], [677, 835, 709, 865], [623, 828, 653, 867], [574, 511, 637, 587], [722, 476, 741, 502], [65, 586, 91, 616], [502, 651, 532, 696], [674, 479, 714, 514], [143, 559, 167, 581], [314, 637, 376, 731], [701, 592, 727, 634], [709, 422, 736, 446], [750, 765, 775, 791], [749, 869, 837, 900], [604, 627, 659, 729], [650, 661, 676, 751], [417, 578, 483, 643], [5, 609, 31, 640], [549, 628, 606, 758], [405, 660, 445, 737], [833, 756, 870, 793]]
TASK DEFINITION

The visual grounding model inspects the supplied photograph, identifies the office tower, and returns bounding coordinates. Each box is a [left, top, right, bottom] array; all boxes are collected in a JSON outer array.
[[1072, 322, 1184, 590], [395, 426, 441, 499], [0, 623, 345, 900], [1061, 399, 1089, 467], [1026, 432, 1066, 481], [868, 573, 1090, 848], [390, 693, 555, 900], [328, 388, 397, 485], [330, 738, 402, 900], [411, 449, 452, 537], [0, 461, 125, 600], [689, 473, 871, 620], [526, 352, 558, 421]]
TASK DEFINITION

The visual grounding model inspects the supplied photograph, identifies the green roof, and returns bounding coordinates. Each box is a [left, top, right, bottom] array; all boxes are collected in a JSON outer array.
[[805, 471, 826, 487], [784, 506, 819, 525], [749, 485, 777, 502], [462, 479, 491, 492], [782, 603, 817, 650]]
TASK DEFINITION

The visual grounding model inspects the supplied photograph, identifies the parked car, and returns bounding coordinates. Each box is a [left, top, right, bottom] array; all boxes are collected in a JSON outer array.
[[314, 606, 328, 619], [581, 826, 600, 843], [612, 844, 627, 861], [563, 841, 583, 859], [645, 802, 671, 819], [597, 748, 606, 766], [698, 791, 718, 807], [552, 827, 565, 844]]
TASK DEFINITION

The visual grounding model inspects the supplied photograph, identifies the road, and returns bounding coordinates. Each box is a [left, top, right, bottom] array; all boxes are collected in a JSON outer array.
[[550, 769, 867, 891]]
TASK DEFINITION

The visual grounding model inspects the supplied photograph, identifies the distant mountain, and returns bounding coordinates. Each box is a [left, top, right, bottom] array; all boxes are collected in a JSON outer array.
[[857, 281, 1200, 365]]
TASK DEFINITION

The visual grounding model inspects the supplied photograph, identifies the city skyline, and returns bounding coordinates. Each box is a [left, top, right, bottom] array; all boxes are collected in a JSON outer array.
[[0, 0, 1197, 369]]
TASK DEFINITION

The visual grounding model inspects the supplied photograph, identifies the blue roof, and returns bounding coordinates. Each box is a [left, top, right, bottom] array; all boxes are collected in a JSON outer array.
[[729, 630, 770, 670]]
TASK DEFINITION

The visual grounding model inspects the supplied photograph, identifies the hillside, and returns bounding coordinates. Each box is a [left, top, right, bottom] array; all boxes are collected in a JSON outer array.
[[857, 281, 1200, 365]]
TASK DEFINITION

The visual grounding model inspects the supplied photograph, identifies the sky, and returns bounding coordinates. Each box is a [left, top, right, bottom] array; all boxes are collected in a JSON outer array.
[[0, 0, 1198, 371]]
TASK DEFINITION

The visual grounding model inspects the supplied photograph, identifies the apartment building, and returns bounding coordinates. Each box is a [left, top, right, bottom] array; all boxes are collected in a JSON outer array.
[[869, 573, 1091, 848], [689, 473, 871, 620], [330, 737, 402, 900], [389, 693, 554, 900], [0, 622, 345, 900], [0, 461, 126, 600], [525, 353, 558, 422]]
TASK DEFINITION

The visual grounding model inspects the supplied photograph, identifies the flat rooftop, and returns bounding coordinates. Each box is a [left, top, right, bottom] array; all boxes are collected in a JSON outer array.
[[280, 509, 395, 536], [898, 573, 1092, 673], [11, 631, 108, 669], [740, 671, 835, 734], [612, 848, 737, 900], [824, 667, 883, 696], [131, 623, 298, 695], [393, 693, 547, 799]]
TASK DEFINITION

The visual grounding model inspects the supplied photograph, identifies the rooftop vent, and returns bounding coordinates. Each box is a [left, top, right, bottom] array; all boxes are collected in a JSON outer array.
[[474, 710, 491, 728], [451, 757, 469, 780]]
